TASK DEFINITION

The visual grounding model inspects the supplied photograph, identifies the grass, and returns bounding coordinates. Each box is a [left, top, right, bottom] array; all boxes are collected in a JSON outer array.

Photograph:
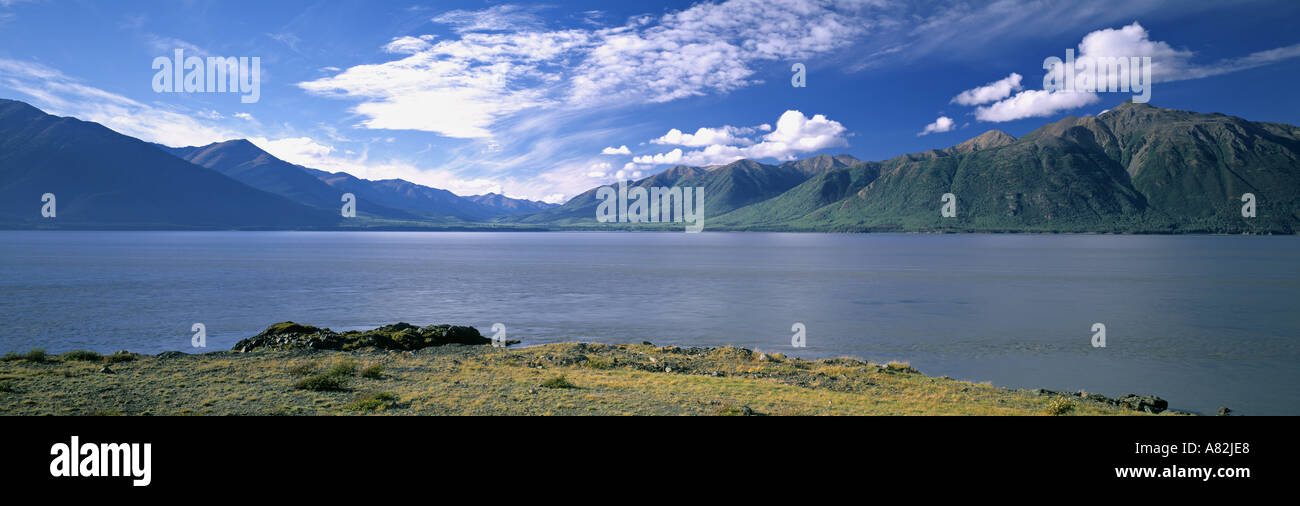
[[345, 392, 400, 412], [360, 364, 384, 379], [583, 357, 612, 370], [0, 342, 1169, 416], [540, 375, 577, 389], [59, 350, 103, 362], [1, 349, 47, 363], [293, 373, 349, 391], [292, 361, 360, 391], [0, 379, 16, 393], [1046, 398, 1076, 416], [103, 352, 135, 364], [287, 362, 318, 376]]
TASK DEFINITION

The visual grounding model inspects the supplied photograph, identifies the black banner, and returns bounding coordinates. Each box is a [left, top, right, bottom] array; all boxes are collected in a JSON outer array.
[[2, 415, 1291, 495]]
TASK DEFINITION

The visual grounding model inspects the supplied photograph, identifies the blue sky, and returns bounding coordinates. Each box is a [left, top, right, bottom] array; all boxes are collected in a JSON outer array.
[[2, 0, 1299, 203]]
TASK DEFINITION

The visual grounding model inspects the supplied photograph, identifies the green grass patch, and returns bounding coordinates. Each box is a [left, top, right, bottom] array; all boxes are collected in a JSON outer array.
[[60, 350, 103, 362], [360, 364, 384, 379], [103, 352, 135, 364], [0, 379, 17, 393], [287, 362, 318, 376], [540, 375, 577, 389], [1, 349, 47, 363], [345, 391, 400, 411], [583, 358, 612, 370], [293, 373, 350, 391], [326, 361, 357, 377], [291, 360, 359, 391]]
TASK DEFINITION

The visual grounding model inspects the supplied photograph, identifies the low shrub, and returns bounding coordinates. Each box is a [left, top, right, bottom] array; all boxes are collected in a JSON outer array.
[[1, 349, 47, 363], [60, 350, 103, 362], [540, 375, 576, 389], [345, 391, 400, 411]]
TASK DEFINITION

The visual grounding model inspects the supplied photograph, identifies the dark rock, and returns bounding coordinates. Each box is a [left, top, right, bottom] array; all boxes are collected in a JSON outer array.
[[1217, 407, 1232, 416], [99, 365, 113, 374], [155, 351, 187, 359], [740, 405, 755, 416], [1117, 394, 1168, 414], [232, 321, 491, 352], [641, 341, 653, 346]]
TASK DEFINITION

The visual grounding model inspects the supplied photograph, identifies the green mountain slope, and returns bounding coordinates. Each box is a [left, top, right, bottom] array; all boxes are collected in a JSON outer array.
[[748, 102, 1298, 233]]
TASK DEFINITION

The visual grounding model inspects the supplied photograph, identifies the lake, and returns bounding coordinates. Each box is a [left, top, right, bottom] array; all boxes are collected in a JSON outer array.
[[1, 231, 1296, 415]]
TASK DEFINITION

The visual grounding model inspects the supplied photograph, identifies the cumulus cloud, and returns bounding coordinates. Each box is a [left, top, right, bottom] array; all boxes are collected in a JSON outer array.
[[951, 73, 1022, 106], [918, 116, 955, 136], [956, 22, 1300, 124], [650, 125, 767, 147], [600, 145, 631, 155], [973, 90, 1100, 122], [1071, 22, 1300, 84], [633, 148, 684, 165], [633, 110, 848, 167]]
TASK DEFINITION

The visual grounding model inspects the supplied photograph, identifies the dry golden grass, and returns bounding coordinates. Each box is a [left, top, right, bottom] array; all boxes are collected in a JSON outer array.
[[0, 344, 1162, 416]]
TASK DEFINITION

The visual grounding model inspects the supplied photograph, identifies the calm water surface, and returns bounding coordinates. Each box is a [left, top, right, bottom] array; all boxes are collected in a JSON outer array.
[[1, 231, 1296, 414]]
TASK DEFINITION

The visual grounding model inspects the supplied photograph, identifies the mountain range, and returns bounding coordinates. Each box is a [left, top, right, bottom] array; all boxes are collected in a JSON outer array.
[[1, 98, 1296, 233]]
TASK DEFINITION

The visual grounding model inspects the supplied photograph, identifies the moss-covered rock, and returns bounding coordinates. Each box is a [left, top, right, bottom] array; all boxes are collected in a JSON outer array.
[[233, 322, 491, 352]]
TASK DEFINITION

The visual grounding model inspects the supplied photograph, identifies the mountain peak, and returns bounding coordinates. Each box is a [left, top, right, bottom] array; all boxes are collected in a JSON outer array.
[[954, 130, 1016, 152]]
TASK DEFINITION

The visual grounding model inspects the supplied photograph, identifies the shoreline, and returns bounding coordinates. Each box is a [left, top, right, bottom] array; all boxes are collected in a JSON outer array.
[[0, 323, 1182, 416]]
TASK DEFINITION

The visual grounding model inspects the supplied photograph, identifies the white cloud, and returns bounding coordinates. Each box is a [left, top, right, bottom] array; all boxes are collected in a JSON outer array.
[[650, 125, 763, 147], [940, 21, 1300, 125], [0, 58, 238, 147], [234, 112, 255, 121], [431, 4, 547, 33], [951, 73, 1022, 106], [383, 35, 435, 54], [1072, 22, 1300, 84], [250, 135, 515, 198], [918, 116, 955, 136], [974, 89, 1100, 122], [600, 145, 631, 155], [633, 110, 849, 166], [633, 148, 683, 165], [299, 0, 872, 140]]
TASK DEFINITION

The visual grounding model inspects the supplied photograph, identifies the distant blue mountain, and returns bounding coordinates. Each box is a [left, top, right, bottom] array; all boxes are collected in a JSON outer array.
[[301, 167, 557, 221], [161, 138, 557, 222], [161, 140, 422, 221], [0, 99, 334, 228]]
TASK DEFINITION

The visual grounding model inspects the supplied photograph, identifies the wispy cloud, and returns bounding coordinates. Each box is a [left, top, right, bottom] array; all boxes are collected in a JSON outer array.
[[299, 0, 875, 140]]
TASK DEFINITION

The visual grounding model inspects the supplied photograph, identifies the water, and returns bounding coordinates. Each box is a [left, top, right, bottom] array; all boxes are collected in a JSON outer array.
[[1, 231, 1296, 415]]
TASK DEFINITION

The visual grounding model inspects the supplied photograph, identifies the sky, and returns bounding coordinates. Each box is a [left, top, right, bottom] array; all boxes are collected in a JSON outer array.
[[1, 0, 1299, 203]]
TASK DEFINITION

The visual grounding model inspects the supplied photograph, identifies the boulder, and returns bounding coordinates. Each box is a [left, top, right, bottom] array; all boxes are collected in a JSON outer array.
[[232, 322, 491, 352], [1117, 394, 1168, 414]]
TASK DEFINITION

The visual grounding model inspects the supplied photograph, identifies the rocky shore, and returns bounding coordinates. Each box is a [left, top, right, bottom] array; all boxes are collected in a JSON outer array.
[[0, 322, 1183, 416]]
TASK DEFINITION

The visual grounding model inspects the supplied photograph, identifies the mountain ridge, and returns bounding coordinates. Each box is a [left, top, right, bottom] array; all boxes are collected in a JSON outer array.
[[2, 97, 1295, 233]]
